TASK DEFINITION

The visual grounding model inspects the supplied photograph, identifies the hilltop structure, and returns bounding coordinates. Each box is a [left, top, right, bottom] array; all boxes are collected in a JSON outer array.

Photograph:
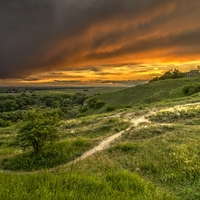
[[184, 67, 200, 76]]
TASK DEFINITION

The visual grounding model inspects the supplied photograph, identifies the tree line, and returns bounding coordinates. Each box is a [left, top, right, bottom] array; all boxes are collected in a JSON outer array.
[[149, 69, 184, 82], [0, 93, 88, 126], [0, 93, 87, 112]]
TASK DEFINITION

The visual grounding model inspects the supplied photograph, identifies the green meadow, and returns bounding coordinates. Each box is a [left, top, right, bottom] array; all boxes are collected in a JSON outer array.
[[84, 77, 200, 112], [1, 76, 200, 199]]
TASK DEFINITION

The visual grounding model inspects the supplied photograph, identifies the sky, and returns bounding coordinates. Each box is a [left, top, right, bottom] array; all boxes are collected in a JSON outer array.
[[1, 0, 200, 86]]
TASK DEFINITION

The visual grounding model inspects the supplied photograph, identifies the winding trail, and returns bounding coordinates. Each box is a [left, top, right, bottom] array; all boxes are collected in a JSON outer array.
[[1, 102, 200, 174], [53, 112, 154, 170]]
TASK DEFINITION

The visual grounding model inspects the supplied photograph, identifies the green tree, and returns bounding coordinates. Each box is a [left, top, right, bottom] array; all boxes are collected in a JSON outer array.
[[160, 69, 184, 79], [149, 69, 184, 82], [73, 93, 87, 105], [17, 110, 59, 152], [52, 100, 60, 108], [2, 99, 17, 112]]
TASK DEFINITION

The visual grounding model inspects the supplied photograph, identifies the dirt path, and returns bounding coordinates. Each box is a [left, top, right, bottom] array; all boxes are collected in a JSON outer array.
[[62, 129, 128, 168], [1, 101, 200, 174], [56, 102, 200, 168], [60, 112, 153, 168]]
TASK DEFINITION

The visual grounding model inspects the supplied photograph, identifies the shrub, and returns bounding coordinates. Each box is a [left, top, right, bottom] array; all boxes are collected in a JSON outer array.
[[106, 106, 116, 112], [0, 118, 12, 127], [182, 84, 200, 95], [124, 105, 132, 108], [88, 98, 105, 109], [93, 101, 105, 109], [88, 98, 97, 109]]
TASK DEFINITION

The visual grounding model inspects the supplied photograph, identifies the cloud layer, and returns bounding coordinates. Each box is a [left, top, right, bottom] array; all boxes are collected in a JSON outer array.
[[1, 0, 200, 79]]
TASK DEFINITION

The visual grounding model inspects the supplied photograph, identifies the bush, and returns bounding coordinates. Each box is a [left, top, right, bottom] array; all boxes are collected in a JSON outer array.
[[93, 101, 105, 109], [106, 106, 116, 112], [79, 106, 88, 113], [0, 111, 23, 122], [182, 84, 200, 95], [87, 98, 105, 109], [0, 118, 12, 127], [124, 105, 132, 108], [88, 98, 97, 109]]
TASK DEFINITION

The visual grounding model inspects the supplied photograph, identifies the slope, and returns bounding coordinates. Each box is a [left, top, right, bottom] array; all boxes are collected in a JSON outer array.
[[84, 77, 200, 115]]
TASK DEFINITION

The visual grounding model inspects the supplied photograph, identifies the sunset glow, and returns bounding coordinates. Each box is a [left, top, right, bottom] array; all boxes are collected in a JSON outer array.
[[1, 1, 200, 86]]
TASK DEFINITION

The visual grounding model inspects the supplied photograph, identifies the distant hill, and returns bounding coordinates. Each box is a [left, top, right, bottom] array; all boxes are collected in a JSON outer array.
[[83, 77, 200, 114]]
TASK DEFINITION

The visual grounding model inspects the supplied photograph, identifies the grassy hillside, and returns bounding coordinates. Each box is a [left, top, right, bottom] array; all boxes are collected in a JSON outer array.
[[83, 77, 200, 115]]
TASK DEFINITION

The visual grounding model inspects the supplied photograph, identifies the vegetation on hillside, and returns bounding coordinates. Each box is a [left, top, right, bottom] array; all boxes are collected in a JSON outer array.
[[81, 77, 200, 115], [149, 69, 184, 82], [182, 83, 200, 96]]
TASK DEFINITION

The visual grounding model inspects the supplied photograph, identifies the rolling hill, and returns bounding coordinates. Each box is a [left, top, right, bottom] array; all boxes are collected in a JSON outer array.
[[84, 77, 200, 115]]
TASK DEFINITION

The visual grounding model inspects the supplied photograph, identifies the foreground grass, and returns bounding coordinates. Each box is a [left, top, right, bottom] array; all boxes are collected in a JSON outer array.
[[0, 167, 170, 200]]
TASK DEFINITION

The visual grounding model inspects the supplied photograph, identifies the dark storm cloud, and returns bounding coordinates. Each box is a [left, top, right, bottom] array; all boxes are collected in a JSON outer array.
[[86, 28, 200, 60], [21, 78, 41, 82], [1, 0, 200, 79], [53, 80, 82, 84], [88, 79, 147, 85], [48, 72, 64, 75]]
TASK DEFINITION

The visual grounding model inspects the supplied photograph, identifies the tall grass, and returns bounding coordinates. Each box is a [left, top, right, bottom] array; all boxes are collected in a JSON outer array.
[[149, 105, 200, 123], [0, 168, 170, 200], [1, 138, 92, 171]]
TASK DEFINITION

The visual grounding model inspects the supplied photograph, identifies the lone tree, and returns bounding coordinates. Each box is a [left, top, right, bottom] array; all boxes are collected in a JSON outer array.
[[17, 110, 59, 152]]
